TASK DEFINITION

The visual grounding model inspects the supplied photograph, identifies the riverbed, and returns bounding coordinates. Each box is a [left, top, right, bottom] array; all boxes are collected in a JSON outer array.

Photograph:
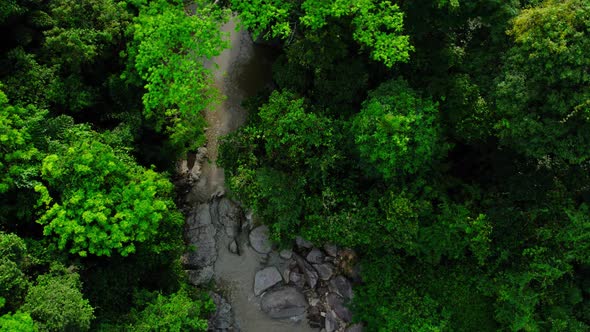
[[190, 18, 318, 332]]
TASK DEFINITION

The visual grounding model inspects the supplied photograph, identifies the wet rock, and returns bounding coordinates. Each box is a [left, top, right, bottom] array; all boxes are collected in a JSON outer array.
[[327, 293, 352, 322], [249, 225, 272, 254], [261, 287, 308, 319], [217, 198, 241, 238], [184, 203, 217, 284], [313, 263, 334, 281], [228, 240, 238, 254], [293, 253, 319, 289], [295, 236, 313, 249], [324, 244, 338, 257], [209, 292, 236, 331], [279, 249, 293, 259], [329, 276, 353, 300], [289, 272, 305, 288], [186, 266, 214, 285], [325, 311, 340, 332], [346, 324, 364, 332], [306, 248, 325, 264], [254, 266, 283, 296]]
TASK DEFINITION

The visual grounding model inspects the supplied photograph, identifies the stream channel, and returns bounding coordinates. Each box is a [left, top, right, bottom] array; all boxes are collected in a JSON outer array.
[[184, 18, 319, 332]]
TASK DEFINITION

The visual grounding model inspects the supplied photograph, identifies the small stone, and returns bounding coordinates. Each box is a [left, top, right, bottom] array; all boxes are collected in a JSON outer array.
[[324, 244, 338, 257], [313, 263, 334, 281], [279, 249, 293, 259], [228, 240, 238, 254], [254, 266, 283, 296], [306, 248, 325, 264], [261, 287, 308, 319], [309, 297, 320, 306], [249, 225, 272, 254], [329, 275, 354, 300], [295, 236, 313, 249]]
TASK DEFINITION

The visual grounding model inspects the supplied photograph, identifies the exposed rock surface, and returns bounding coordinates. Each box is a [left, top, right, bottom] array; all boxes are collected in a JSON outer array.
[[249, 225, 272, 254], [209, 292, 239, 331], [306, 248, 325, 264], [261, 287, 308, 319], [327, 293, 352, 322], [313, 263, 334, 281], [217, 198, 241, 238], [294, 253, 319, 289], [296, 236, 313, 249], [329, 276, 354, 300], [184, 204, 217, 285], [279, 249, 293, 259], [254, 266, 283, 296]]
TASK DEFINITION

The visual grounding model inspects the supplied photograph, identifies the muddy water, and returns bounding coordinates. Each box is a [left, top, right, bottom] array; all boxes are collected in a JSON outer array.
[[196, 19, 318, 332]]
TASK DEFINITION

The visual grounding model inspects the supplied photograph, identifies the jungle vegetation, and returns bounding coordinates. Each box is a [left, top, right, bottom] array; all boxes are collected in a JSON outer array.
[[1, 0, 589, 331]]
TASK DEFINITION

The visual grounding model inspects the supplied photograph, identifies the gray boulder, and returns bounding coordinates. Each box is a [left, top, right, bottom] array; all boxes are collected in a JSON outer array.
[[217, 198, 241, 238], [325, 310, 340, 332], [293, 253, 319, 289], [313, 263, 334, 281], [324, 244, 338, 257], [279, 249, 293, 259], [249, 225, 272, 254], [183, 203, 217, 283], [306, 248, 325, 264], [254, 266, 283, 296], [208, 292, 237, 331], [329, 276, 354, 300], [261, 287, 308, 319], [228, 240, 238, 255], [327, 293, 352, 322], [289, 272, 305, 288], [295, 236, 313, 249], [186, 266, 214, 286]]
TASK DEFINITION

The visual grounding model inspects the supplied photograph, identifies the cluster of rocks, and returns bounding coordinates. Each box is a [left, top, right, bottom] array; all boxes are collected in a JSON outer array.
[[250, 227, 363, 332], [181, 192, 362, 331], [181, 197, 242, 331]]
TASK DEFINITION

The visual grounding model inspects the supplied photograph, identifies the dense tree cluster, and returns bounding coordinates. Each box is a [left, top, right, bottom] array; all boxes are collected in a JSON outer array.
[[222, 0, 590, 330], [1, 0, 227, 330]]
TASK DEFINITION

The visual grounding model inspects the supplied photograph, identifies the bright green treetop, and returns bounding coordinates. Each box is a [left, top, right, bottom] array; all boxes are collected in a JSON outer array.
[[495, 0, 590, 163], [352, 79, 443, 179], [232, 0, 413, 67], [35, 127, 181, 257]]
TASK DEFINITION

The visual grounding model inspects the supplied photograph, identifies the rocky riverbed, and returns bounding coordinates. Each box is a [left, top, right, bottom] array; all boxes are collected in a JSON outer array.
[[176, 16, 362, 332]]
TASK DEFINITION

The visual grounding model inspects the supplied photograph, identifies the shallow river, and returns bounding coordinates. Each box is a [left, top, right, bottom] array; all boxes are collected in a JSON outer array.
[[197, 18, 318, 332]]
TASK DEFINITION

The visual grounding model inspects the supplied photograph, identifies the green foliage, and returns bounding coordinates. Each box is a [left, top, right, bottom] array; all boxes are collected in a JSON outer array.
[[126, 290, 213, 331], [124, 0, 229, 153], [0, 232, 30, 313], [0, 310, 37, 332], [233, 0, 413, 67], [35, 126, 182, 257], [0, 88, 44, 194], [352, 79, 443, 178], [42, 0, 131, 71], [22, 265, 94, 332], [495, 0, 590, 163]]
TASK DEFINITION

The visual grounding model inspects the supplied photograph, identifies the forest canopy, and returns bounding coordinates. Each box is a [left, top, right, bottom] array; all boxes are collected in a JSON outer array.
[[1, 0, 589, 331]]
